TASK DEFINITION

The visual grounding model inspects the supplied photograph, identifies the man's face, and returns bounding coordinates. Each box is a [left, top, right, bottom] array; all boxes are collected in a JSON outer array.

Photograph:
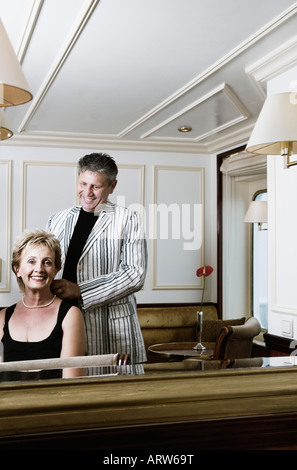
[[77, 170, 117, 213]]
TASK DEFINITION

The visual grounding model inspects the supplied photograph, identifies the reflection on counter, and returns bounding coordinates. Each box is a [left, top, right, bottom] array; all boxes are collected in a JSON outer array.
[[0, 364, 145, 383], [1, 355, 297, 384]]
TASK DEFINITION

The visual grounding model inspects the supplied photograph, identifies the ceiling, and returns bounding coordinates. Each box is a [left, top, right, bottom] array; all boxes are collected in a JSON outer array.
[[1, 0, 297, 154]]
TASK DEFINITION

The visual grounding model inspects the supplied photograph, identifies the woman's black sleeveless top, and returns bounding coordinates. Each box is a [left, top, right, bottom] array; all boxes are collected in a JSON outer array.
[[1, 300, 72, 381]]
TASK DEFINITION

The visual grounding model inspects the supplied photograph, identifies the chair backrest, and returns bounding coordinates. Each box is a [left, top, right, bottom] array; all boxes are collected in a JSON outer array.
[[213, 317, 261, 360]]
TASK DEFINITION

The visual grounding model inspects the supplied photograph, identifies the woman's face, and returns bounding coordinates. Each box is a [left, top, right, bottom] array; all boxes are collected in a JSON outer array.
[[15, 244, 58, 292]]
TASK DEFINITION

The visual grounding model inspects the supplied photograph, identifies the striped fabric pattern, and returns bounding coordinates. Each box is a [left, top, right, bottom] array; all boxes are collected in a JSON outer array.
[[46, 201, 147, 363]]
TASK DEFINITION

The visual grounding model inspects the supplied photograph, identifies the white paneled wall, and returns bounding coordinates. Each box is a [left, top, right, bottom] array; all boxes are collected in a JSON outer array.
[[22, 161, 78, 231], [0, 145, 217, 307], [267, 65, 297, 341]]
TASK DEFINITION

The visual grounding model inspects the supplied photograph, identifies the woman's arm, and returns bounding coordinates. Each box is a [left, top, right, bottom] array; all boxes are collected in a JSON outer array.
[[0, 308, 6, 342], [60, 306, 86, 378]]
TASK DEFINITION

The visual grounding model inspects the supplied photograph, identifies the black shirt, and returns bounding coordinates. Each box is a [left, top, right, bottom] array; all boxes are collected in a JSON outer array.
[[62, 208, 98, 283]]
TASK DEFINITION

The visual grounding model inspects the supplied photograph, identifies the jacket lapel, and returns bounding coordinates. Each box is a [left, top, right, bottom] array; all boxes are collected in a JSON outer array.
[[63, 206, 80, 255], [55, 206, 80, 279], [80, 201, 115, 258]]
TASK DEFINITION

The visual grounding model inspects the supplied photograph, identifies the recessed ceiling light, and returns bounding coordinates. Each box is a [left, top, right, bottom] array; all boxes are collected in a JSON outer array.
[[178, 126, 192, 133]]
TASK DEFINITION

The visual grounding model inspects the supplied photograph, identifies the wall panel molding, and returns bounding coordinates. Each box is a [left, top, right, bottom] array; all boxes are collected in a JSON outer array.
[[152, 165, 204, 290], [21, 161, 78, 232], [0, 160, 12, 292], [111, 164, 145, 209]]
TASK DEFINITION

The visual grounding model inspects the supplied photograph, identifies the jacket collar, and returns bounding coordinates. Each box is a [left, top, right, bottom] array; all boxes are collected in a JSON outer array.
[[64, 201, 115, 259]]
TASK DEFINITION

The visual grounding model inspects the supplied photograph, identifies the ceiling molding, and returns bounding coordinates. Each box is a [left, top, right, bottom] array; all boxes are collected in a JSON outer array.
[[206, 122, 255, 154], [2, 1, 297, 154], [246, 33, 297, 98], [118, 3, 297, 140], [220, 152, 267, 175], [17, 0, 44, 64], [17, 0, 99, 133], [139, 83, 249, 142], [2, 131, 209, 154]]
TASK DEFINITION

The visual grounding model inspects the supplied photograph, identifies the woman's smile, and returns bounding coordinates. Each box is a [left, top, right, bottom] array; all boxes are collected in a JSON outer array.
[[30, 275, 47, 281]]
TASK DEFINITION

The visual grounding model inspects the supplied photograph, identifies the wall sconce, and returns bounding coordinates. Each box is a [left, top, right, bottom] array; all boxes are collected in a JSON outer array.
[[244, 201, 267, 231], [0, 18, 32, 107], [0, 109, 13, 140], [246, 92, 297, 169]]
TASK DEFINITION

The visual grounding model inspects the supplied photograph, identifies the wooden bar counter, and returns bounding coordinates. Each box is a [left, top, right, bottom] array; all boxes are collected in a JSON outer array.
[[1, 363, 297, 450]]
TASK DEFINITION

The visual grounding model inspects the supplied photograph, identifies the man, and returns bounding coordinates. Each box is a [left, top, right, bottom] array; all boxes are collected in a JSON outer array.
[[46, 153, 147, 363]]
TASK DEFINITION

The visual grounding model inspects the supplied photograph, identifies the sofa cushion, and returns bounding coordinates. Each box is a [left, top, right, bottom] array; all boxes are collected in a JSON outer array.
[[137, 305, 217, 329]]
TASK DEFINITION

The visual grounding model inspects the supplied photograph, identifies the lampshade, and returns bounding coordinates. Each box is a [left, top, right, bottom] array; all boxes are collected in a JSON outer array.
[[0, 109, 13, 140], [0, 18, 32, 107], [246, 92, 297, 157], [244, 201, 267, 224]]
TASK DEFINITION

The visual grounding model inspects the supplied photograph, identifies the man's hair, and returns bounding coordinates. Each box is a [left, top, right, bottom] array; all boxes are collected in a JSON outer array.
[[12, 229, 62, 292], [78, 153, 118, 185]]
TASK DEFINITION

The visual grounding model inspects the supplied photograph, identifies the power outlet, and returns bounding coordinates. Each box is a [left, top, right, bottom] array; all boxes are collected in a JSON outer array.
[[282, 320, 293, 338]]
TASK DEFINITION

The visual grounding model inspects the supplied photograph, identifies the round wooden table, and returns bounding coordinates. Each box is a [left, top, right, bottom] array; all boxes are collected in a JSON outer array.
[[148, 341, 215, 361]]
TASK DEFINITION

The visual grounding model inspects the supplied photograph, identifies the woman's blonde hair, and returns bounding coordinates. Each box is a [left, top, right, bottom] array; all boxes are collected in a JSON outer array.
[[12, 229, 62, 292]]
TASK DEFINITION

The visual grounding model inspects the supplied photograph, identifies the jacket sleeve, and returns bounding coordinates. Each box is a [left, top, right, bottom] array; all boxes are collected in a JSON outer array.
[[78, 210, 147, 310]]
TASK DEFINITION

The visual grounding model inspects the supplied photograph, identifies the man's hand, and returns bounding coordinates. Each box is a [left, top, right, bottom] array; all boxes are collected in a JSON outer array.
[[51, 279, 81, 300]]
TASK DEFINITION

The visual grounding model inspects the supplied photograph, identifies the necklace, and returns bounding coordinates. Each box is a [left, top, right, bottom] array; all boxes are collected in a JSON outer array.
[[22, 295, 56, 309]]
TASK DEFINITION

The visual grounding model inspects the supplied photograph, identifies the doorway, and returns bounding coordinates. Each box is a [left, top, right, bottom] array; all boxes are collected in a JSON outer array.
[[217, 148, 267, 319]]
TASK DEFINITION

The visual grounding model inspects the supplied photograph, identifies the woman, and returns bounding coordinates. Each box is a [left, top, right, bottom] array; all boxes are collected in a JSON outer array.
[[0, 229, 86, 380]]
